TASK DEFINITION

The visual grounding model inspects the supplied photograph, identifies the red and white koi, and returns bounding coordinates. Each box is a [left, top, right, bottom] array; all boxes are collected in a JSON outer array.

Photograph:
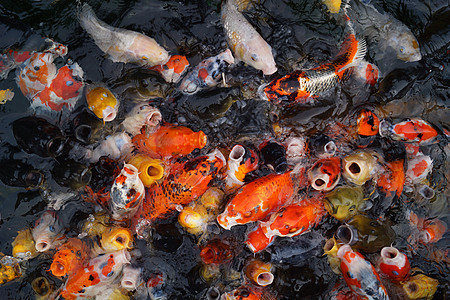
[[379, 247, 410, 282], [221, 0, 277, 75], [224, 144, 259, 192], [150, 55, 189, 83], [110, 164, 145, 220], [179, 49, 235, 94], [353, 59, 380, 86], [405, 152, 433, 184], [58, 249, 130, 299], [337, 244, 390, 300], [379, 119, 438, 145], [260, 34, 366, 103], [16, 42, 84, 111], [78, 3, 169, 67], [308, 157, 341, 191], [245, 198, 326, 253]]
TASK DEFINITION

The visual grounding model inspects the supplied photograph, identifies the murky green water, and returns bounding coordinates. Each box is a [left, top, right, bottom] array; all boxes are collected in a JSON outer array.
[[0, 0, 448, 299]]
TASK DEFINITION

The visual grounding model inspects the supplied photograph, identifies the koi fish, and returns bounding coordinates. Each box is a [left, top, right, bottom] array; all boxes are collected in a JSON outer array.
[[246, 198, 326, 253], [12, 229, 38, 260], [322, 0, 342, 14], [244, 259, 274, 286], [353, 60, 380, 86], [284, 136, 308, 167], [337, 244, 390, 300], [200, 239, 234, 265], [132, 124, 207, 159], [179, 49, 235, 94], [58, 249, 130, 299], [32, 211, 64, 252], [217, 169, 305, 230], [346, 0, 421, 62], [0, 49, 32, 79], [32, 62, 84, 111], [0, 89, 14, 104], [356, 109, 380, 137], [84, 132, 133, 163], [376, 159, 405, 207], [150, 55, 189, 83], [342, 150, 379, 185], [308, 157, 341, 191], [136, 150, 225, 228], [225, 144, 259, 192], [380, 119, 438, 145], [0, 255, 22, 285], [121, 265, 141, 291], [401, 274, 438, 300], [121, 104, 162, 136], [261, 34, 366, 103], [100, 227, 133, 253], [178, 203, 209, 235], [405, 152, 432, 183], [221, 285, 275, 300], [85, 83, 119, 122], [78, 3, 169, 67], [50, 238, 89, 277], [221, 0, 277, 75], [128, 154, 165, 187], [110, 164, 145, 220], [379, 247, 410, 282]]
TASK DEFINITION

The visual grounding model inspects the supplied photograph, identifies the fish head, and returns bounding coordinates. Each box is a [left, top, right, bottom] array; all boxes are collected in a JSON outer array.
[[111, 164, 145, 212], [130, 34, 170, 67], [308, 157, 341, 191], [388, 30, 421, 62], [356, 109, 380, 136], [379, 247, 410, 281], [324, 186, 364, 221], [237, 37, 277, 75]]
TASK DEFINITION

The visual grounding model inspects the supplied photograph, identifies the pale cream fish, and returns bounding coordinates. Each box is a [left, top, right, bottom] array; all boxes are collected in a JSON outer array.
[[284, 136, 308, 167], [121, 265, 142, 291], [121, 104, 162, 136], [87, 132, 133, 163], [79, 3, 169, 67], [221, 0, 277, 75], [342, 150, 379, 185], [31, 211, 63, 252]]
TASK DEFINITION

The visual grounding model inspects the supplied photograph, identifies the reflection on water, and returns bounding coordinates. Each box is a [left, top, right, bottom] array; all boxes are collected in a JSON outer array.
[[0, 0, 448, 299]]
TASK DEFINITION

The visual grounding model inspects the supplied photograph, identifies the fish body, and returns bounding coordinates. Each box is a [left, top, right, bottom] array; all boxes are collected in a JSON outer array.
[[353, 60, 380, 86], [262, 34, 366, 103], [221, 0, 277, 75], [110, 164, 145, 220], [200, 239, 234, 265], [380, 119, 438, 145], [79, 3, 169, 67], [137, 150, 225, 223], [59, 249, 130, 299], [179, 49, 235, 94], [85, 84, 119, 122], [0, 49, 33, 79], [377, 159, 405, 201], [150, 55, 189, 83], [217, 169, 304, 230], [122, 104, 162, 136], [221, 285, 275, 300], [401, 274, 438, 300], [132, 124, 207, 159], [379, 247, 410, 282], [337, 245, 390, 300], [346, 0, 421, 62], [246, 198, 326, 253], [87, 132, 133, 163], [405, 152, 432, 183], [357, 109, 380, 137], [32, 211, 63, 252], [0, 89, 14, 104]]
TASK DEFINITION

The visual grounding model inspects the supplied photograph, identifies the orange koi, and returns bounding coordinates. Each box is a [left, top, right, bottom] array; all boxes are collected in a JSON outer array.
[[135, 150, 225, 225], [221, 285, 276, 300], [377, 159, 405, 199], [150, 55, 189, 83], [217, 169, 306, 230], [246, 198, 326, 253], [261, 34, 366, 103], [49, 238, 89, 277], [200, 239, 234, 265], [132, 123, 207, 159], [356, 109, 380, 137]]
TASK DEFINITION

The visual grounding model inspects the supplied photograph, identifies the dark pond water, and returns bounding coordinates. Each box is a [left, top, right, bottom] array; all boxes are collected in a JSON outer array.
[[0, 0, 448, 299]]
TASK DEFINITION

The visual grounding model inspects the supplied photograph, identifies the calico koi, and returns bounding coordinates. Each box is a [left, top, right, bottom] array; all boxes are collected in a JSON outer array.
[[261, 34, 366, 103], [150, 55, 189, 83]]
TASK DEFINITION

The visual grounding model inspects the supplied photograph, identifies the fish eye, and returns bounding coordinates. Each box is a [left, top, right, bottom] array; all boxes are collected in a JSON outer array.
[[251, 54, 258, 62], [66, 80, 73, 86], [34, 66, 40, 71], [399, 46, 405, 53]]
